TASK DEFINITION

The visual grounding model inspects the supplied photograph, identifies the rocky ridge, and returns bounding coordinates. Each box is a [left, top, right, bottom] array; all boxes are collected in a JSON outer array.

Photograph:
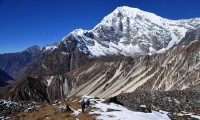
[[0, 43, 59, 79], [0, 45, 44, 79]]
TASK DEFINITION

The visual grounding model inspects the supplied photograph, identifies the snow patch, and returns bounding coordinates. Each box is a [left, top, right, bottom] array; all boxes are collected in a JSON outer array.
[[89, 98, 170, 120], [47, 76, 54, 86], [43, 45, 57, 51]]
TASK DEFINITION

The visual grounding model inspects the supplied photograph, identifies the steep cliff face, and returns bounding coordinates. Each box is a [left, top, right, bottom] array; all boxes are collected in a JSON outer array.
[[45, 75, 75, 102]]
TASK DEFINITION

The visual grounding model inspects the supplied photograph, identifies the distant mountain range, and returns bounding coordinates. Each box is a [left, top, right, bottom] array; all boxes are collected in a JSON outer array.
[[0, 43, 59, 79], [0, 6, 200, 102]]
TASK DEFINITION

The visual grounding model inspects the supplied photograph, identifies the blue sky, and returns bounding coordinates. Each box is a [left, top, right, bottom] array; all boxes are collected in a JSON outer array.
[[0, 0, 200, 53]]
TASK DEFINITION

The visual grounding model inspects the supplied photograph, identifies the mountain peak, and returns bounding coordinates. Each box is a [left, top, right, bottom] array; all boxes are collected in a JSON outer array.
[[115, 6, 141, 14], [25, 45, 41, 53], [96, 6, 164, 29], [61, 6, 200, 57]]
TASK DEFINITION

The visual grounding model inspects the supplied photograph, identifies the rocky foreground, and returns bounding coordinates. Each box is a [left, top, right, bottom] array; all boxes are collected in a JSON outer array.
[[0, 96, 94, 120], [1, 91, 200, 120], [0, 95, 170, 120], [113, 90, 200, 120]]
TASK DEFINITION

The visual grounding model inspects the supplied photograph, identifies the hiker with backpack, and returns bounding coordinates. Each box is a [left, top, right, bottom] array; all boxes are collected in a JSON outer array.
[[80, 99, 86, 113], [86, 99, 90, 108]]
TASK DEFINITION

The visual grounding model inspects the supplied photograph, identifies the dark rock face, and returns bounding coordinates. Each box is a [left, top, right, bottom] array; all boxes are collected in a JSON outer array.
[[179, 27, 200, 45], [107, 96, 124, 106], [0, 45, 44, 79], [46, 76, 75, 103], [0, 75, 75, 103], [0, 69, 14, 87], [7, 77, 49, 102], [24, 51, 71, 77], [25, 38, 92, 77]]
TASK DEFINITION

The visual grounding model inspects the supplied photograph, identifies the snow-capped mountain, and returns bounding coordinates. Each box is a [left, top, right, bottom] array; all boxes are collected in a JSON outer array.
[[1, 6, 200, 103], [1, 6, 200, 79], [2, 6, 200, 120], [61, 6, 200, 57], [25, 43, 59, 53]]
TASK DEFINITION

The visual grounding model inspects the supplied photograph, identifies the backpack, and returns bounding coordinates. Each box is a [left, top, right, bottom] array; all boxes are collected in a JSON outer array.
[[81, 100, 85, 105]]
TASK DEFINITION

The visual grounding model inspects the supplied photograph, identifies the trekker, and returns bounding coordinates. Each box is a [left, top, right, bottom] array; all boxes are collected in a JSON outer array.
[[81, 99, 85, 113], [86, 99, 90, 108]]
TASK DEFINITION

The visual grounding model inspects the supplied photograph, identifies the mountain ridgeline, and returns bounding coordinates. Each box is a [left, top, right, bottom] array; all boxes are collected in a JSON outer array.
[[0, 45, 44, 79], [0, 6, 200, 102], [0, 43, 59, 80]]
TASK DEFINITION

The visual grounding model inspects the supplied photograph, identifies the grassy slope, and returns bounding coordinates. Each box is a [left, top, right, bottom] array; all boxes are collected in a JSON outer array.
[[10, 96, 96, 120]]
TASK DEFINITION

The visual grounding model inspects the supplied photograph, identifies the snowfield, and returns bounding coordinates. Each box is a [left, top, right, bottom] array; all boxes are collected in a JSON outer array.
[[84, 97, 170, 120]]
